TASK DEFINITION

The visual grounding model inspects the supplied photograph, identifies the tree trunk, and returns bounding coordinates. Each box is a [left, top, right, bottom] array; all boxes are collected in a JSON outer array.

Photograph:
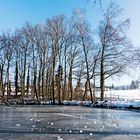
[[45, 68, 49, 99], [69, 65, 73, 101], [26, 65, 30, 96], [38, 67, 41, 99], [0, 64, 4, 97], [62, 61, 67, 101], [42, 68, 44, 99], [88, 80, 93, 103], [100, 58, 104, 101], [93, 76, 96, 102], [52, 62, 55, 104], [15, 61, 18, 97], [82, 81, 87, 101], [34, 69, 38, 101], [6, 62, 10, 102], [83, 42, 93, 103]]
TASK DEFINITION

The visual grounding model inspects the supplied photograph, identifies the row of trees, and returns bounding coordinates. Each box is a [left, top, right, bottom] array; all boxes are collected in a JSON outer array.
[[0, 3, 131, 103], [112, 80, 140, 90]]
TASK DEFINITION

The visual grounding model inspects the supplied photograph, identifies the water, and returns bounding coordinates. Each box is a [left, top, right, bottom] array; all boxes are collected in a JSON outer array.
[[0, 105, 139, 140]]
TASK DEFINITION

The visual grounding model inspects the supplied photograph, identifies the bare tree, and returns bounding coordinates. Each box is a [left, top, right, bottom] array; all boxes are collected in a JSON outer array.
[[67, 35, 81, 100], [23, 23, 38, 101], [75, 14, 100, 103], [29, 24, 48, 100], [46, 15, 67, 103], [99, 3, 130, 101], [17, 29, 30, 101], [0, 32, 14, 101], [12, 33, 21, 98], [0, 40, 5, 98]]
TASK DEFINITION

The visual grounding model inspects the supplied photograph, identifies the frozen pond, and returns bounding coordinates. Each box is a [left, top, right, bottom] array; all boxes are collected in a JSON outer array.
[[0, 105, 140, 140]]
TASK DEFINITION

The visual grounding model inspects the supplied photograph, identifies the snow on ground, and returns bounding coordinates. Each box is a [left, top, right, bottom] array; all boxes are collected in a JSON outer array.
[[63, 89, 140, 109], [98, 89, 140, 101], [2, 89, 140, 110], [95, 89, 140, 108]]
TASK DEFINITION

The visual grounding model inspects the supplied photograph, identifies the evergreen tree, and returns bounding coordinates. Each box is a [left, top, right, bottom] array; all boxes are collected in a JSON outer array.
[[55, 65, 63, 104], [130, 80, 137, 89], [111, 84, 114, 90]]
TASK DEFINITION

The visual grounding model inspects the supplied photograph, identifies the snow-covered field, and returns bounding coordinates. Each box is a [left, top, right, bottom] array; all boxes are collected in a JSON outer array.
[[100, 89, 140, 108], [64, 89, 140, 109], [96, 89, 140, 101]]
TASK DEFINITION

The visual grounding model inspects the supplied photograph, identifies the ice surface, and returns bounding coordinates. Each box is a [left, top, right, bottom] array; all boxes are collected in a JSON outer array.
[[16, 124, 20, 127], [89, 133, 93, 136], [84, 126, 87, 128], [0, 105, 140, 140], [57, 136, 63, 140], [32, 125, 36, 128], [30, 118, 33, 121]]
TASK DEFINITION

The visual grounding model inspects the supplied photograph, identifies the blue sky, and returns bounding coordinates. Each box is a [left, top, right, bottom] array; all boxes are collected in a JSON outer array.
[[0, 0, 139, 46], [0, 0, 84, 30], [0, 0, 140, 85]]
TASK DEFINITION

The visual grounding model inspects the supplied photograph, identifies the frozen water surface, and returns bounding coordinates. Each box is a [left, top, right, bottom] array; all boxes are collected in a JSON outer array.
[[0, 105, 139, 140]]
